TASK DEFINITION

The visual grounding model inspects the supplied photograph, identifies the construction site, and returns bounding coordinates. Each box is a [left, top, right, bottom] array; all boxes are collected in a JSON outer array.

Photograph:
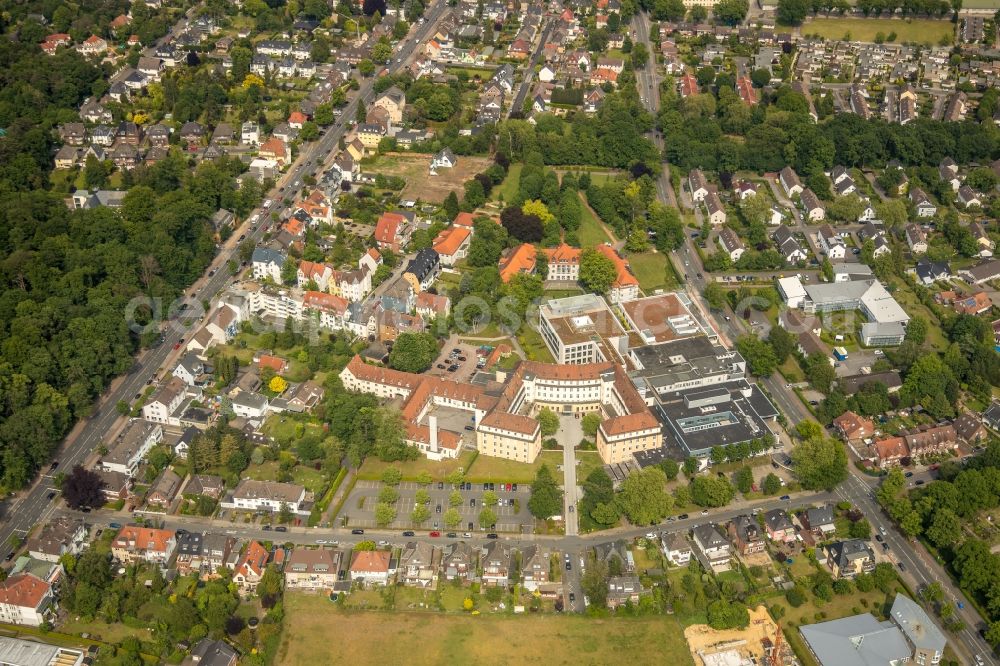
[[684, 605, 799, 666]]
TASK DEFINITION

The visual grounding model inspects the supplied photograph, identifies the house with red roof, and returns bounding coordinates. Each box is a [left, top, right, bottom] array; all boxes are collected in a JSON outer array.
[[0, 573, 54, 626], [258, 137, 290, 166], [296, 260, 333, 291], [234, 541, 271, 592], [257, 354, 288, 375], [679, 73, 699, 98], [432, 226, 472, 266], [111, 525, 177, 564], [374, 211, 412, 252], [288, 111, 307, 129], [452, 212, 475, 228], [78, 35, 108, 56], [498, 243, 537, 283], [737, 77, 758, 105], [416, 291, 451, 319], [350, 550, 393, 586]]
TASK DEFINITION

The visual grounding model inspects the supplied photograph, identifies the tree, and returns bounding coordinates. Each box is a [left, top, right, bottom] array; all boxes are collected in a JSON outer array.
[[777, 0, 810, 24], [690, 476, 736, 507], [581, 557, 609, 607], [443, 508, 461, 528], [659, 459, 680, 481], [768, 326, 797, 364], [62, 465, 105, 509], [750, 68, 772, 88], [762, 473, 783, 495], [581, 413, 602, 438], [704, 282, 728, 310], [616, 468, 672, 525], [735, 466, 754, 494], [449, 490, 463, 507], [277, 502, 293, 524], [478, 507, 497, 528], [791, 430, 848, 490], [713, 0, 749, 25], [537, 408, 559, 437], [411, 504, 431, 524], [375, 502, 396, 526], [849, 518, 872, 539], [268, 376, 288, 394], [579, 249, 618, 295], [736, 336, 778, 376], [708, 599, 751, 629], [443, 191, 460, 219], [382, 467, 402, 486], [528, 464, 564, 519], [378, 487, 399, 505], [499, 206, 543, 241], [388, 332, 438, 373]]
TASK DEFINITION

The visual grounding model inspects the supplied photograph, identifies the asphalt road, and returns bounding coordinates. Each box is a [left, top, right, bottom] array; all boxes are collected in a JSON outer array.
[[509, 20, 555, 117], [0, 0, 449, 559]]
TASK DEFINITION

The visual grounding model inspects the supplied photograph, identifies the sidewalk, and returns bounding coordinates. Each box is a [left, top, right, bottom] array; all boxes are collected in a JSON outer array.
[[322, 468, 356, 527]]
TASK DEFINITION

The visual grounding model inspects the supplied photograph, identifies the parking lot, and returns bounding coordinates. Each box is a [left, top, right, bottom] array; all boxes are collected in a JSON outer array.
[[426, 342, 486, 383], [341, 480, 533, 533]]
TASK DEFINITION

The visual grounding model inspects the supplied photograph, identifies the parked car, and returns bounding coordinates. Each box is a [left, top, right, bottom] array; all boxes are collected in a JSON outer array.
[[275, 526, 287, 532], [402, 531, 415, 537], [429, 531, 441, 537], [351, 529, 365, 535], [486, 533, 498, 539]]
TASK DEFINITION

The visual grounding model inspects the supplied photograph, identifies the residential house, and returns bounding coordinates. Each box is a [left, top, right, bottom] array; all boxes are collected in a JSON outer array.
[[833, 411, 875, 442], [826, 539, 876, 578], [350, 550, 392, 586], [499, 243, 537, 283], [258, 137, 291, 166], [779, 167, 803, 197], [173, 352, 206, 386], [372, 86, 406, 123], [594, 541, 633, 575], [688, 169, 709, 202], [817, 225, 844, 259], [252, 247, 285, 282], [953, 413, 987, 445], [595, 244, 640, 303], [606, 576, 644, 610], [430, 147, 457, 171], [285, 548, 339, 590], [0, 574, 54, 626], [480, 542, 512, 587], [958, 185, 982, 209], [399, 542, 439, 588], [182, 639, 238, 666], [111, 525, 177, 564], [804, 505, 836, 537], [402, 248, 440, 293], [102, 420, 163, 477], [717, 227, 745, 262], [233, 541, 270, 592], [185, 474, 225, 500], [432, 226, 472, 267], [224, 479, 307, 514], [692, 524, 731, 573], [147, 469, 182, 508], [801, 188, 826, 222], [543, 243, 581, 281], [296, 260, 332, 291], [661, 532, 692, 566], [909, 187, 937, 217], [774, 226, 808, 264], [374, 211, 413, 252], [728, 515, 766, 555], [704, 191, 726, 226], [902, 423, 957, 458], [763, 509, 795, 543], [874, 436, 909, 468], [415, 291, 451, 320], [905, 223, 928, 254], [970, 221, 994, 257], [442, 541, 475, 582], [26, 517, 88, 563]]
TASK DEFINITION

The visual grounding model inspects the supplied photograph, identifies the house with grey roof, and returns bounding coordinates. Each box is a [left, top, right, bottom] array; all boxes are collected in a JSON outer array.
[[804, 505, 835, 536], [691, 524, 731, 572], [826, 539, 876, 578]]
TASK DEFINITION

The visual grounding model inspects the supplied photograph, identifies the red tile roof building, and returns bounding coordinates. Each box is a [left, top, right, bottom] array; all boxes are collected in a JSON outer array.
[[111, 525, 177, 564], [0, 574, 54, 626], [374, 212, 411, 252], [594, 244, 640, 303], [498, 243, 537, 283]]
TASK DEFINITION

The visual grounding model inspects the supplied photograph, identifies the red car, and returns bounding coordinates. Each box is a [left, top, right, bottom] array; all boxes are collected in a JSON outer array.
[[173, 342, 181, 350], [429, 531, 441, 537]]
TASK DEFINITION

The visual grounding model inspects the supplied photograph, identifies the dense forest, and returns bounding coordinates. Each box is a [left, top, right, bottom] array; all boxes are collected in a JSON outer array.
[[0, 10, 235, 489], [659, 80, 1000, 174]]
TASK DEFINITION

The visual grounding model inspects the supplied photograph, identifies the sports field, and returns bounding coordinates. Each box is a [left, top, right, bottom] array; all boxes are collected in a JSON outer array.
[[277, 593, 694, 665], [801, 17, 954, 44]]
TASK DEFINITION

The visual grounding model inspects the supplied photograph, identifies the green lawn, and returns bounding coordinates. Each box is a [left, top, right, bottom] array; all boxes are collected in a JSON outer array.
[[577, 193, 615, 247], [887, 279, 947, 351], [244, 461, 327, 494], [628, 251, 676, 293], [277, 593, 694, 666], [466, 452, 552, 483], [801, 17, 954, 44], [543, 288, 584, 299], [575, 451, 605, 482], [493, 163, 523, 203], [357, 450, 478, 481], [263, 416, 325, 445], [517, 324, 555, 363], [58, 618, 152, 645]]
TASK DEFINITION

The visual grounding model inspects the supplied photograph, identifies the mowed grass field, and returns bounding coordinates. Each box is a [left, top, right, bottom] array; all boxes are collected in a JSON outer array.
[[801, 17, 954, 44], [365, 153, 493, 203], [628, 251, 676, 293], [277, 594, 694, 665]]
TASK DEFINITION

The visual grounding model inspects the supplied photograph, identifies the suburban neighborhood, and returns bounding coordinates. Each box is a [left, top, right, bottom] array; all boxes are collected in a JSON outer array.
[[5, 0, 1000, 663]]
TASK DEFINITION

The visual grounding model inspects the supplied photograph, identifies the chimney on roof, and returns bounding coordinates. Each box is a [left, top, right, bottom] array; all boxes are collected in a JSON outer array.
[[429, 415, 438, 453]]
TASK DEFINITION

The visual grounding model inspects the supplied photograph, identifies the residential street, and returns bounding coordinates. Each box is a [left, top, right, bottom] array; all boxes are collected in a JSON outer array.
[[0, 0, 450, 562]]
